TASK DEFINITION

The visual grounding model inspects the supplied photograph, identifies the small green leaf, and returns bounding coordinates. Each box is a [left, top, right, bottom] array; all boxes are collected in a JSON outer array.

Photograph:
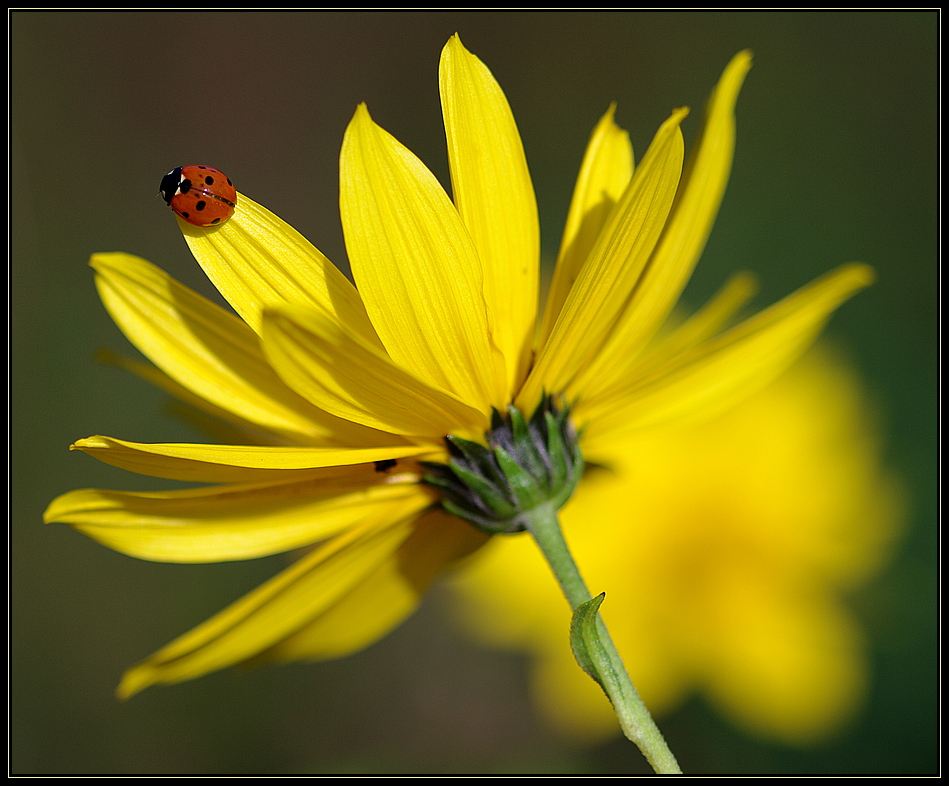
[[570, 592, 608, 688]]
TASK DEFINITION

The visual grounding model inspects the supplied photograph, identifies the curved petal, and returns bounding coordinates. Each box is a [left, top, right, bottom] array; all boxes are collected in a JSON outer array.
[[91, 253, 376, 446], [440, 34, 539, 394], [517, 107, 687, 415], [44, 472, 435, 563], [180, 194, 380, 345], [569, 51, 753, 400], [262, 304, 489, 440], [95, 348, 291, 446], [339, 104, 507, 411], [252, 508, 490, 663], [117, 510, 423, 699], [539, 104, 634, 347], [637, 272, 759, 365], [70, 435, 441, 483], [581, 272, 759, 396], [578, 264, 874, 450]]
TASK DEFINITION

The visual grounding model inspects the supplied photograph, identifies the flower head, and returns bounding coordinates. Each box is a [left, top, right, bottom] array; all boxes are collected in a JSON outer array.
[[45, 36, 872, 699]]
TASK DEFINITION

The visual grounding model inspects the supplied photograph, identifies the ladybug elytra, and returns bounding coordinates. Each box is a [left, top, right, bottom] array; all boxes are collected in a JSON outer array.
[[159, 165, 236, 227]]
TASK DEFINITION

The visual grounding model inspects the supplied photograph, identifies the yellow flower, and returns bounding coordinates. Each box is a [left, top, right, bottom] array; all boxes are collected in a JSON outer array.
[[45, 36, 872, 700], [450, 347, 904, 746]]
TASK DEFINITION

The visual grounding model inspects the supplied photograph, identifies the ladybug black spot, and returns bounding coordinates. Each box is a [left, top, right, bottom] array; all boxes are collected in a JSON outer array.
[[204, 175, 215, 185], [179, 179, 192, 194], [194, 200, 207, 212]]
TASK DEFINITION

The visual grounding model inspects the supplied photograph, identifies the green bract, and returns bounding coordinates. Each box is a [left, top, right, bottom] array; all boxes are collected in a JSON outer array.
[[422, 398, 583, 534]]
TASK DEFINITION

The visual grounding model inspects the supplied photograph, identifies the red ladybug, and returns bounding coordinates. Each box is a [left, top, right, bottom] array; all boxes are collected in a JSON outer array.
[[159, 165, 236, 227]]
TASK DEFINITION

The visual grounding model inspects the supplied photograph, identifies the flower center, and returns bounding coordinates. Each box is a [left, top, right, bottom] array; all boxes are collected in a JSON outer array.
[[421, 396, 584, 534]]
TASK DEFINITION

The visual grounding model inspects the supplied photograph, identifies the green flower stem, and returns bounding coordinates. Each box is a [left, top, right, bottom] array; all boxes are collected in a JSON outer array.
[[522, 502, 682, 775]]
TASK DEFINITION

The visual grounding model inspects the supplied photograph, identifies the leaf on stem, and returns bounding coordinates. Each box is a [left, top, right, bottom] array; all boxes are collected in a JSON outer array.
[[569, 591, 610, 689]]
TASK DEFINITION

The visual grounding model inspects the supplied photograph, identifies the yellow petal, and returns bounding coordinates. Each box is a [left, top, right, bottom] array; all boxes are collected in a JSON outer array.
[[578, 263, 874, 448], [253, 508, 489, 663], [44, 471, 435, 563], [643, 272, 758, 360], [585, 272, 758, 391], [262, 304, 489, 440], [180, 193, 380, 344], [517, 107, 688, 414], [70, 435, 440, 483], [95, 347, 360, 449], [339, 104, 506, 411], [568, 51, 753, 399], [439, 34, 539, 394], [90, 253, 364, 445], [118, 510, 423, 698], [540, 104, 634, 347]]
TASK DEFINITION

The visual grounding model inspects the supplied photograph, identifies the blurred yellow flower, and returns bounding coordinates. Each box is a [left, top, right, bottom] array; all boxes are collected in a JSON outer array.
[[45, 37, 872, 701], [449, 347, 904, 746]]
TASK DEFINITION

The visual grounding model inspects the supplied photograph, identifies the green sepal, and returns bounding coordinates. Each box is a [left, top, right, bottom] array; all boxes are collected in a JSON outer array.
[[447, 435, 509, 489], [421, 397, 584, 535], [507, 406, 548, 477], [450, 461, 517, 518], [493, 445, 540, 506], [544, 410, 569, 490]]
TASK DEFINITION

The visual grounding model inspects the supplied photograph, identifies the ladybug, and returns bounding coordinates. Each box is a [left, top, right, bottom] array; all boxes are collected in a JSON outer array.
[[159, 165, 236, 227]]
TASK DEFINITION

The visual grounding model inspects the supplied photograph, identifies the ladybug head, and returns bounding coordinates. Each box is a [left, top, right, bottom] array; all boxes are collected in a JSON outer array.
[[158, 167, 187, 205]]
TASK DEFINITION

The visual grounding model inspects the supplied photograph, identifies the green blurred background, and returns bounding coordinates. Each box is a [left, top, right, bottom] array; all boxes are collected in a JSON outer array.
[[12, 11, 936, 774]]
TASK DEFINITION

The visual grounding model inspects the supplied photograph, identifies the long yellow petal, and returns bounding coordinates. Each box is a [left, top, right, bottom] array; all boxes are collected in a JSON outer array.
[[639, 272, 759, 363], [262, 304, 489, 440], [44, 472, 435, 563], [117, 510, 422, 698], [517, 107, 687, 413], [579, 272, 758, 396], [439, 34, 539, 394], [90, 253, 363, 445], [540, 104, 634, 347], [578, 264, 874, 450], [568, 51, 753, 400], [70, 436, 441, 483], [253, 508, 489, 663], [95, 348, 393, 448], [180, 194, 380, 344], [339, 103, 506, 411]]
